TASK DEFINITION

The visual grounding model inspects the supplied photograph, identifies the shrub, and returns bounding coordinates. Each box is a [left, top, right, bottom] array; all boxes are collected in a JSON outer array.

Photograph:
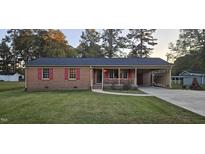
[[132, 86, 139, 90], [182, 85, 187, 89], [191, 78, 202, 90], [111, 83, 116, 90], [122, 82, 131, 90]]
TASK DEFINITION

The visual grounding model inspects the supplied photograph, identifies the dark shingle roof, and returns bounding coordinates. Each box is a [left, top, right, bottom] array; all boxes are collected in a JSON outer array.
[[26, 57, 171, 66]]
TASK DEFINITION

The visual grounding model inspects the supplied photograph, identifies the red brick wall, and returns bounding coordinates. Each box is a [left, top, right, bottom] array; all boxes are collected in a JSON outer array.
[[26, 67, 90, 91]]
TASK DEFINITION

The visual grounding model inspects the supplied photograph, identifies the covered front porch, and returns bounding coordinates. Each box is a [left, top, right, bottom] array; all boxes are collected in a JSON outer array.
[[89, 66, 172, 89]]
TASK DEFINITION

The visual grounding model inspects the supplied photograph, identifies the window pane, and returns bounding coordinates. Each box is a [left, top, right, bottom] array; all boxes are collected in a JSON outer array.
[[43, 68, 49, 79], [109, 70, 113, 78], [114, 70, 118, 78], [123, 71, 128, 78], [69, 68, 76, 79]]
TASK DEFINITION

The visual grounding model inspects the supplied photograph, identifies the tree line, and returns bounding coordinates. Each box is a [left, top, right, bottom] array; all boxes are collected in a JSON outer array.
[[0, 29, 157, 74], [167, 29, 205, 75]]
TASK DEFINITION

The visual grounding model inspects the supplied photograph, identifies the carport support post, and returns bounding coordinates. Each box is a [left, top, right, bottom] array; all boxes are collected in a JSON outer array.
[[102, 68, 104, 89], [90, 66, 93, 89], [169, 69, 172, 88], [134, 68, 137, 86], [151, 71, 154, 86]]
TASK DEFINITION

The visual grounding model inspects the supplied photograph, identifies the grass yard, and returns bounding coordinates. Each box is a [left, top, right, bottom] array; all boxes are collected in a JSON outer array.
[[202, 85, 205, 90], [0, 81, 24, 92], [0, 85, 205, 124]]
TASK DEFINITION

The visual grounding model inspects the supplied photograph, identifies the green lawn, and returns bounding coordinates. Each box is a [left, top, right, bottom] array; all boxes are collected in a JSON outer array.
[[0, 81, 24, 92], [202, 85, 205, 90], [0, 85, 205, 124]]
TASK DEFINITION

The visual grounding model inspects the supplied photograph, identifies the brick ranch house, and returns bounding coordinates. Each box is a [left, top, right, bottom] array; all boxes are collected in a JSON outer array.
[[25, 58, 172, 91]]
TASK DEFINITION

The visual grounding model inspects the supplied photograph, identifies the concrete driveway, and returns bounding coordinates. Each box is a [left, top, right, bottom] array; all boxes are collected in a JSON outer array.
[[139, 87, 205, 117]]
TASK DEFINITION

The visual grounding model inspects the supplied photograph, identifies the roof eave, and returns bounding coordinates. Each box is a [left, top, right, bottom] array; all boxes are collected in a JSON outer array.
[[26, 64, 172, 68]]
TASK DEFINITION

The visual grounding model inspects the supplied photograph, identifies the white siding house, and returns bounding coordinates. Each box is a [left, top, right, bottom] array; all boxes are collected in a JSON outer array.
[[0, 73, 24, 81], [172, 71, 205, 86]]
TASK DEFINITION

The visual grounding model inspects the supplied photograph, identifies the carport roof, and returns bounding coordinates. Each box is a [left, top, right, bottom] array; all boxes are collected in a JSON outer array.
[[26, 57, 171, 67]]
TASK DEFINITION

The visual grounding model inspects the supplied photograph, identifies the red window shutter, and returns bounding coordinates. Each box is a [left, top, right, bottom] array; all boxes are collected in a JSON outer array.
[[76, 68, 80, 80], [49, 68, 53, 80], [128, 69, 132, 79], [38, 68, 42, 80], [64, 68, 68, 80]]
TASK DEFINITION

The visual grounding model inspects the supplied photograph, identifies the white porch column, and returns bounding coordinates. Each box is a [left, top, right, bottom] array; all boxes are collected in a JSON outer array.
[[102, 68, 104, 89], [169, 69, 172, 88], [118, 68, 120, 85], [151, 71, 154, 86], [90, 66, 93, 89], [134, 68, 137, 86]]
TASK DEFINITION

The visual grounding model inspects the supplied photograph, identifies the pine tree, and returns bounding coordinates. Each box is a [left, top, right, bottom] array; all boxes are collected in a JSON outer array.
[[101, 29, 126, 58], [78, 29, 103, 57], [127, 29, 157, 57]]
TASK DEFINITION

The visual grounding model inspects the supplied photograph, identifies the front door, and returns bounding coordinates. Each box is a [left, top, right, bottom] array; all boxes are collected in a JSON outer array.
[[96, 70, 102, 83], [137, 73, 143, 85]]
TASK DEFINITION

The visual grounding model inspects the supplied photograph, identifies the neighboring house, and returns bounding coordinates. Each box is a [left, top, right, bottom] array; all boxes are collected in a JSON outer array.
[[25, 58, 172, 91], [172, 71, 205, 86], [0, 72, 24, 81]]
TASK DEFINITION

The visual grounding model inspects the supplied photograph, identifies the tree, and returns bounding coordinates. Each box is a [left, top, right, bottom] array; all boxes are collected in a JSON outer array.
[[169, 29, 205, 74], [0, 39, 13, 73], [1, 29, 79, 73], [32, 29, 73, 58], [4, 29, 20, 72], [166, 50, 177, 63], [169, 29, 205, 56], [78, 29, 103, 57], [41, 29, 70, 57], [65, 46, 80, 58], [4, 29, 74, 63], [126, 29, 157, 57], [101, 29, 126, 58]]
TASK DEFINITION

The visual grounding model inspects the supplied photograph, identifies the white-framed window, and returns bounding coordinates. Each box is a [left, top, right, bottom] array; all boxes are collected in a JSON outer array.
[[109, 70, 114, 78], [42, 68, 49, 79], [120, 70, 128, 78], [69, 68, 76, 80], [109, 69, 118, 78]]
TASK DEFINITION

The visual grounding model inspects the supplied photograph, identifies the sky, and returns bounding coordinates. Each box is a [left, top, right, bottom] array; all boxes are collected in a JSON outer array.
[[0, 29, 179, 60]]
